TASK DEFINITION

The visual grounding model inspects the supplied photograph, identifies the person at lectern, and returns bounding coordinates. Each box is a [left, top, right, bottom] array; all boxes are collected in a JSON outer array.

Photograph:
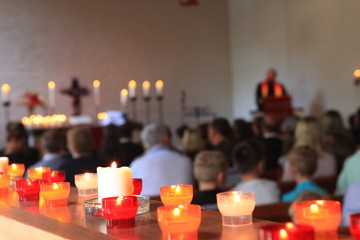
[[256, 68, 288, 110]]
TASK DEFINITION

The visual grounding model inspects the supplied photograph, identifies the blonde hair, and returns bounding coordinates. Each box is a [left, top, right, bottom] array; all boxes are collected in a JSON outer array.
[[67, 127, 93, 155], [288, 146, 318, 177], [193, 151, 227, 182], [294, 117, 324, 156], [181, 129, 205, 152]]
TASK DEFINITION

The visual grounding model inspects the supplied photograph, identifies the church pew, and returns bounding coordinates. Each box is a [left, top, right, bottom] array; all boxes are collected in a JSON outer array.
[[253, 202, 292, 222], [262, 168, 283, 181]]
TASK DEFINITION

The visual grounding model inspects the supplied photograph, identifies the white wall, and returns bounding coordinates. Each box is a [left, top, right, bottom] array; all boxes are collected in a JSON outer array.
[[230, 0, 360, 121], [0, 0, 232, 147]]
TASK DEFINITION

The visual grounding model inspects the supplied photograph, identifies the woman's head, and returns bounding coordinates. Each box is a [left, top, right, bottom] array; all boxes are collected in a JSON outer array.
[[294, 117, 324, 155]]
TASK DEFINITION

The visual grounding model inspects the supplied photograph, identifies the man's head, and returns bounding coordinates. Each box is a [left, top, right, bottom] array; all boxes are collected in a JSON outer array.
[[233, 140, 265, 176], [262, 114, 281, 134], [141, 124, 170, 149], [41, 130, 65, 154], [67, 127, 93, 157], [193, 150, 227, 186], [266, 68, 277, 82], [208, 118, 232, 146], [288, 146, 318, 179]]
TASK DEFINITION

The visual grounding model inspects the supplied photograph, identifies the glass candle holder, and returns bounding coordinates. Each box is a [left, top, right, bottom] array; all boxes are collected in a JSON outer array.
[[15, 179, 41, 202], [7, 163, 25, 180], [160, 184, 193, 206], [0, 173, 10, 193], [74, 173, 98, 196], [42, 171, 66, 183], [132, 178, 142, 195], [217, 191, 255, 226], [0, 157, 9, 174], [27, 167, 51, 180], [294, 200, 341, 233], [259, 222, 314, 240], [41, 182, 70, 207], [102, 196, 138, 229], [157, 204, 201, 240], [350, 213, 360, 240]]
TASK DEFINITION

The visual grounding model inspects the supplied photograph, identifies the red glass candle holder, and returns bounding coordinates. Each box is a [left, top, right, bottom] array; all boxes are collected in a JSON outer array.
[[102, 196, 138, 229], [160, 184, 193, 206], [259, 222, 314, 240], [294, 200, 341, 233], [41, 182, 70, 207], [350, 213, 360, 240], [28, 167, 51, 180], [132, 178, 142, 195], [157, 204, 201, 240], [15, 179, 41, 202], [42, 171, 66, 183]]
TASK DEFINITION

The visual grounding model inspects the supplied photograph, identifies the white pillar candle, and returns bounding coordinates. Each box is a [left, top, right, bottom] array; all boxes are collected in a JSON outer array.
[[142, 81, 151, 98], [120, 89, 128, 109], [74, 173, 98, 196], [155, 80, 164, 98], [0, 157, 9, 174], [97, 163, 134, 200], [1, 84, 10, 103], [48, 81, 56, 110], [128, 80, 137, 98], [93, 80, 100, 108]]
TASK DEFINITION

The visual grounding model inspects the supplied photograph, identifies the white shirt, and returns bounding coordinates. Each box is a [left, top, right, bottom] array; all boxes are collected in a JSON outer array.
[[232, 179, 280, 206], [130, 145, 193, 197]]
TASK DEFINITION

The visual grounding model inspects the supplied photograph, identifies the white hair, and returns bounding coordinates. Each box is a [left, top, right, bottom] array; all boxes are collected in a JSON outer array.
[[141, 124, 167, 149]]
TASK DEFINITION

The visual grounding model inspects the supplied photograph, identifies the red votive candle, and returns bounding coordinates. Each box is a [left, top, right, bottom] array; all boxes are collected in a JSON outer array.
[[102, 196, 138, 229], [132, 178, 142, 195], [42, 171, 66, 183], [259, 222, 314, 240], [350, 213, 360, 240], [15, 179, 41, 202]]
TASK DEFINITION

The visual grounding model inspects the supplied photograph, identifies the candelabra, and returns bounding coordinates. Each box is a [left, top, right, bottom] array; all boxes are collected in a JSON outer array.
[[130, 97, 137, 121], [157, 96, 164, 124], [2, 101, 10, 125], [143, 96, 151, 124]]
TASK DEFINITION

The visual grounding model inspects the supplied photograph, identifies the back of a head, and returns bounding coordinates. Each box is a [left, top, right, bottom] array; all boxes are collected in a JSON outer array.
[[67, 127, 93, 155], [282, 115, 300, 136], [6, 122, 28, 142], [233, 119, 254, 141], [41, 130, 65, 154], [288, 146, 318, 177], [294, 117, 324, 155], [181, 129, 205, 152], [320, 110, 345, 136], [141, 123, 168, 149], [118, 124, 132, 139], [193, 150, 227, 182], [233, 140, 264, 174], [210, 118, 232, 138], [263, 114, 281, 133]]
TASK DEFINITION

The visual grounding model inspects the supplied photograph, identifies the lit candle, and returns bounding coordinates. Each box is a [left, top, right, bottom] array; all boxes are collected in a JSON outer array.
[[142, 81, 151, 98], [217, 191, 255, 226], [259, 222, 314, 240], [97, 162, 134, 200], [120, 89, 128, 109], [1, 83, 10, 103], [42, 171, 66, 183], [294, 200, 341, 233], [27, 167, 51, 180], [74, 173, 98, 196], [132, 178, 142, 195], [15, 179, 41, 202], [155, 80, 164, 98], [93, 80, 101, 108], [41, 182, 70, 207], [157, 204, 201, 239], [97, 112, 107, 121], [7, 163, 25, 180], [160, 184, 193, 206], [350, 213, 360, 240], [48, 81, 56, 110], [0, 157, 9, 174], [102, 196, 138, 229], [0, 173, 10, 193], [128, 80, 137, 99]]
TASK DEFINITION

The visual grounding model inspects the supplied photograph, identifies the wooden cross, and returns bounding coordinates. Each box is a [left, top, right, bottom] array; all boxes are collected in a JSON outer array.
[[61, 78, 89, 116]]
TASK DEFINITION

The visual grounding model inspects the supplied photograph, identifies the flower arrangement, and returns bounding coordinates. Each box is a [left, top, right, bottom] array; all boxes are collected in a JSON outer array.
[[19, 92, 45, 116]]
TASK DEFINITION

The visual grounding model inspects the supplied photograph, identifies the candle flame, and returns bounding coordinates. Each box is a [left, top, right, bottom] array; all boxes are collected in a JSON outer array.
[[116, 196, 123, 205], [310, 204, 319, 213], [51, 171, 56, 177], [1, 84, 10, 93], [232, 192, 241, 202], [156, 80, 164, 88], [355, 69, 360, 78], [111, 162, 117, 168], [48, 81, 56, 89], [121, 89, 128, 96], [35, 167, 43, 172], [173, 207, 180, 217], [279, 229, 288, 239], [97, 112, 107, 120], [84, 173, 91, 180], [129, 80, 137, 88], [285, 222, 295, 229], [93, 80, 100, 88], [142, 81, 150, 89], [316, 200, 324, 205], [53, 183, 59, 190], [27, 180, 32, 186], [11, 164, 17, 169]]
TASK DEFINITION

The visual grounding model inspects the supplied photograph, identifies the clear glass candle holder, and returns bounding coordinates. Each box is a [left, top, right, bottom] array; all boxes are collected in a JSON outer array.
[[102, 196, 138, 229], [294, 200, 341, 233], [157, 204, 201, 240], [27, 167, 51, 180], [74, 173, 98, 196], [160, 184, 193, 206], [42, 171, 66, 183], [0, 173, 10, 193], [350, 213, 360, 240], [259, 222, 314, 240], [8, 163, 25, 180], [132, 178, 142, 195], [15, 179, 41, 202], [41, 182, 70, 207], [217, 191, 255, 226]]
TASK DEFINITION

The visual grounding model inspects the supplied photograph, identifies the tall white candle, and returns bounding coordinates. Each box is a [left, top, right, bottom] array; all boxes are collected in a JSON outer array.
[[128, 80, 137, 98], [93, 80, 100, 108], [48, 81, 56, 110], [142, 81, 151, 98], [1, 84, 10, 103], [0, 157, 9, 174], [155, 80, 164, 98], [97, 163, 134, 200], [120, 89, 128, 109]]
